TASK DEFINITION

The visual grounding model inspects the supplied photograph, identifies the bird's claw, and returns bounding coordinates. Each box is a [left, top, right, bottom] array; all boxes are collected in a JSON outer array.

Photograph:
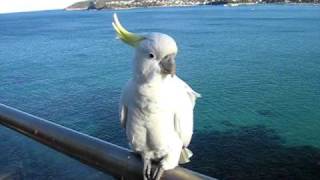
[[143, 159, 152, 180], [152, 166, 164, 180], [143, 161, 164, 180]]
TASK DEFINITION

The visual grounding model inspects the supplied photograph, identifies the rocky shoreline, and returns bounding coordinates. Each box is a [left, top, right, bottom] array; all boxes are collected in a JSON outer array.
[[65, 0, 319, 10], [65, 0, 220, 10]]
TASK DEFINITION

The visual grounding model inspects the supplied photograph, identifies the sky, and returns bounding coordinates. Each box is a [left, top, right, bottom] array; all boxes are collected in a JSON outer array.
[[0, 0, 81, 14]]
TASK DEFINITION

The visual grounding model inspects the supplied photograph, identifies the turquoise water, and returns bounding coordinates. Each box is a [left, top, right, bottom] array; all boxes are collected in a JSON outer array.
[[1, 5, 320, 179]]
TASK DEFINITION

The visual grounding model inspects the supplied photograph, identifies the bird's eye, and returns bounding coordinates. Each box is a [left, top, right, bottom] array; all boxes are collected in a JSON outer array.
[[148, 53, 154, 59]]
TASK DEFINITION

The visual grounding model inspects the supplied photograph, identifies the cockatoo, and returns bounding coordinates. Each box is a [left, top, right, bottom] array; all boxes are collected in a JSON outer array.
[[112, 13, 200, 180]]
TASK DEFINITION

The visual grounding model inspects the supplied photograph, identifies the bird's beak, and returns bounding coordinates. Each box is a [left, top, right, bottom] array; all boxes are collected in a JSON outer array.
[[112, 13, 144, 47], [159, 54, 176, 77]]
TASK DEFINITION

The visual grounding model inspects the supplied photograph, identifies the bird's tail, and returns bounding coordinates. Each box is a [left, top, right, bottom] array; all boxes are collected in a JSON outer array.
[[179, 148, 193, 164]]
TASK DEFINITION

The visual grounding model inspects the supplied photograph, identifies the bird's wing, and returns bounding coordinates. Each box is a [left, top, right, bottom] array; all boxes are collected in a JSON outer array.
[[119, 101, 127, 129], [119, 81, 131, 129], [176, 77, 201, 107], [173, 76, 201, 147], [172, 77, 200, 163]]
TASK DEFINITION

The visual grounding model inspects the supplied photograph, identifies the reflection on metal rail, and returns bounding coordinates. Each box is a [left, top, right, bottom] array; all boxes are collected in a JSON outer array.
[[0, 103, 216, 180]]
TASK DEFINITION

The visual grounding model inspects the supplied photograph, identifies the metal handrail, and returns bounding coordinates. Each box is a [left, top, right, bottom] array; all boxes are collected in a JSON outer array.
[[0, 103, 216, 180]]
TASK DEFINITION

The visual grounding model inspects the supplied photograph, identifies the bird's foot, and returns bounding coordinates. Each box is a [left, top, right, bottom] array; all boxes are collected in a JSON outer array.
[[143, 160, 164, 180], [143, 158, 152, 180], [152, 166, 164, 180]]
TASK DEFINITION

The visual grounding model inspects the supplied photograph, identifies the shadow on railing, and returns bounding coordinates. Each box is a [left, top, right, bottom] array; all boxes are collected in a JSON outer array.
[[0, 103, 216, 180]]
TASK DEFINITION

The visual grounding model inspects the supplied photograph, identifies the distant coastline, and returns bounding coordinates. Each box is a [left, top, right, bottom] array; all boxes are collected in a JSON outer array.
[[65, 0, 320, 11]]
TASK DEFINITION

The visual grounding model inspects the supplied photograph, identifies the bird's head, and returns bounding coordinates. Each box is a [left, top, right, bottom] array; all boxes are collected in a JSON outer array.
[[112, 13, 178, 82]]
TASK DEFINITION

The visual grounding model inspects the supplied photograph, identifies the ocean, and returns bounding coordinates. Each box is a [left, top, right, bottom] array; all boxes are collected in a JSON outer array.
[[0, 4, 320, 180]]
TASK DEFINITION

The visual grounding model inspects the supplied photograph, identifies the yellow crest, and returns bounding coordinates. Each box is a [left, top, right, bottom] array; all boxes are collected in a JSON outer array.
[[112, 13, 144, 47]]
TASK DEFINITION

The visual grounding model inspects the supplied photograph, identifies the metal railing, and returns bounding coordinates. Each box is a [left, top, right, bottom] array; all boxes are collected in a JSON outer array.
[[0, 103, 216, 180]]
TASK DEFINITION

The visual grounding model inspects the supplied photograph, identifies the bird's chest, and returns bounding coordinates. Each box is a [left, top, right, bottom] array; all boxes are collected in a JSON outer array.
[[132, 84, 176, 116]]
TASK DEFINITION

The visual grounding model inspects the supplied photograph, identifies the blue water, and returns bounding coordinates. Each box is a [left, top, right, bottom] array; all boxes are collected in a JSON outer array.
[[1, 5, 320, 179]]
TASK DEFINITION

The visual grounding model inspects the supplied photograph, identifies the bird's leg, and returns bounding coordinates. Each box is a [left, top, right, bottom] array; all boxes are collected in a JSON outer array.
[[152, 165, 164, 180], [143, 157, 152, 180]]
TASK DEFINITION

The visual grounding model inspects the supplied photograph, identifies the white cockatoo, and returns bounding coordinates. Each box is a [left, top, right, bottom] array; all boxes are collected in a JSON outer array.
[[112, 13, 200, 180]]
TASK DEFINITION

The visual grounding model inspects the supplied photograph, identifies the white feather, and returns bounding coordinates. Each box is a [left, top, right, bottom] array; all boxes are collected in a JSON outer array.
[[120, 75, 200, 169], [119, 33, 200, 171]]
